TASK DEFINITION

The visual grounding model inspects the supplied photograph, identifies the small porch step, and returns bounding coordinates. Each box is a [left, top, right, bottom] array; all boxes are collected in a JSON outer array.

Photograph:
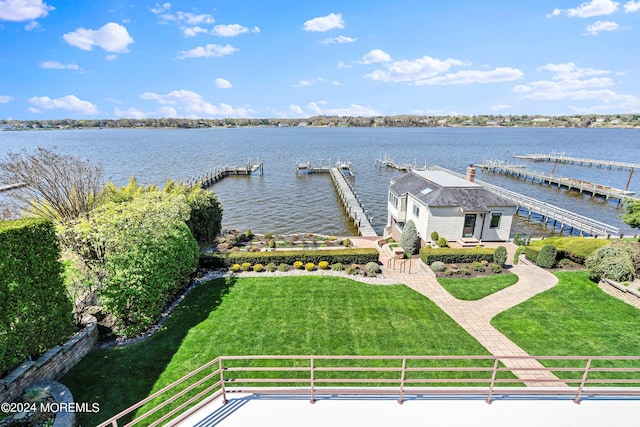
[[457, 237, 482, 247]]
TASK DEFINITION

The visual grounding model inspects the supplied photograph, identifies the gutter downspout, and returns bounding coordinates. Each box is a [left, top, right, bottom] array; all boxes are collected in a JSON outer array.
[[479, 213, 486, 241]]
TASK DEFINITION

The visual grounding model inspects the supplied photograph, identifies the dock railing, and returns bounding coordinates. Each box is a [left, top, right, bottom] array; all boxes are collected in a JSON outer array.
[[431, 165, 620, 237], [97, 354, 640, 427]]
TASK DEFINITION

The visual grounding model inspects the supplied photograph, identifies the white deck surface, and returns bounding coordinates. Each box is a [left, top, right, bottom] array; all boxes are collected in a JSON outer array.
[[176, 392, 640, 427]]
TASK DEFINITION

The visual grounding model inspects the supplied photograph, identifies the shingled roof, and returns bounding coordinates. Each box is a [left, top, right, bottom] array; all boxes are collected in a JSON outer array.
[[389, 170, 515, 212]]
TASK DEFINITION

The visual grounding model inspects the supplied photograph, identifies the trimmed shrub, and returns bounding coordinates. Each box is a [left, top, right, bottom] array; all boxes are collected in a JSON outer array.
[[586, 245, 634, 282], [266, 262, 277, 272], [430, 231, 439, 242], [228, 248, 379, 266], [523, 246, 541, 264], [293, 261, 304, 269], [436, 237, 449, 248], [318, 261, 329, 270], [471, 261, 484, 272], [536, 244, 557, 268], [365, 262, 381, 274], [460, 266, 470, 275], [400, 220, 419, 255], [420, 247, 494, 264], [530, 237, 608, 265], [493, 246, 508, 266], [345, 266, 358, 275], [513, 247, 526, 265], [277, 263, 290, 272], [489, 263, 502, 273], [199, 252, 229, 268], [430, 261, 446, 272], [305, 262, 316, 271], [241, 262, 252, 271], [230, 263, 241, 272], [557, 258, 573, 269], [343, 238, 352, 247], [331, 263, 344, 271], [253, 263, 264, 272], [0, 218, 75, 377], [443, 269, 453, 276], [268, 239, 276, 249]]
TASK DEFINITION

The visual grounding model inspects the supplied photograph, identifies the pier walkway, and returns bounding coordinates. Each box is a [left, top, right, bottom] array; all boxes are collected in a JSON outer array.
[[329, 167, 377, 237], [513, 152, 640, 171], [186, 160, 263, 189], [375, 154, 427, 172], [431, 165, 620, 237], [0, 182, 26, 192], [474, 160, 637, 203]]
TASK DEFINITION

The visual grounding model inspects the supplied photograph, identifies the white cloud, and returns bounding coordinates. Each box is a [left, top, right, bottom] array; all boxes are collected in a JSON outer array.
[[539, 62, 610, 80], [183, 26, 208, 37], [625, 0, 640, 12], [306, 101, 381, 117], [139, 89, 252, 117], [292, 80, 313, 88], [28, 95, 98, 115], [151, 4, 214, 25], [63, 22, 134, 53], [320, 35, 356, 44], [289, 104, 304, 115], [177, 43, 237, 59], [491, 104, 512, 111], [303, 13, 344, 32], [214, 78, 232, 88], [414, 67, 524, 86], [585, 20, 619, 34], [24, 20, 41, 30], [337, 60, 351, 69], [114, 107, 146, 119], [40, 60, 81, 71], [365, 55, 467, 83], [211, 24, 260, 37], [0, 95, 14, 103], [360, 49, 391, 64], [0, 0, 53, 22], [332, 81, 341, 86], [549, 0, 619, 18]]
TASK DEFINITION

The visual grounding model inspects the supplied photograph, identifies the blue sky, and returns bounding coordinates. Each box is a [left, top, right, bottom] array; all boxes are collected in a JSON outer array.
[[1, 0, 639, 119]]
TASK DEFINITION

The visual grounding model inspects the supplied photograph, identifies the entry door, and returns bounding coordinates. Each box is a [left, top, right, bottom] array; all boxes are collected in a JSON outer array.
[[463, 214, 476, 238]]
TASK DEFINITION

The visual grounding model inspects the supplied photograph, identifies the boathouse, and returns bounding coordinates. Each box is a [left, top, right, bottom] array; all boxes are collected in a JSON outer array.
[[385, 166, 515, 245]]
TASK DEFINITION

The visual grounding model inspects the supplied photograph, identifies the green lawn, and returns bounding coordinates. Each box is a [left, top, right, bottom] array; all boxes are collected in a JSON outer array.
[[62, 276, 491, 426], [492, 270, 640, 382], [437, 273, 519, 300]]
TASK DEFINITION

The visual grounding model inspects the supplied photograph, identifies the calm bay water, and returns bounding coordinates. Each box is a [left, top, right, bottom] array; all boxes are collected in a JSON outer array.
[[1, 127, 638, 236]]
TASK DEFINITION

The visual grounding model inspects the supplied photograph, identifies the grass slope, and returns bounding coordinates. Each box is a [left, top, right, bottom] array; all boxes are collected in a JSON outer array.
[[437, 273, 519, 300], [62, 276, 488, 426]]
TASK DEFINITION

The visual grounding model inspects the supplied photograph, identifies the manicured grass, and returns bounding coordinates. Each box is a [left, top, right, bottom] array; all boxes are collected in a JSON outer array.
[[62, 276, 491, 426], [492, 270, 640, 382], [438, 273, 519, 300]]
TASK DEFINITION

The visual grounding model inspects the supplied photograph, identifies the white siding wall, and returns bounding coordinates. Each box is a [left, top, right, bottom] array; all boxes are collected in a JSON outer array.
[[426, 207, 465, 241], [480, 207, 515, 241]]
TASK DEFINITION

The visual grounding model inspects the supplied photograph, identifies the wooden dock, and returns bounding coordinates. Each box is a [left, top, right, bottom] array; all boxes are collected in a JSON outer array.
[[186, 159, 263, 189], [475, 160, 637, 203], [296, 161, 331, 174], [375, 154, 427, 172], [329, 167, 377, 237], [431, 165, 620, 237], [513, 152, 640, 171], [0, 182, 27, 192]]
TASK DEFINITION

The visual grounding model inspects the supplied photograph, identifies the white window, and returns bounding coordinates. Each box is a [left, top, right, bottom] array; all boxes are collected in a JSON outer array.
[[400, 197, 407, 211], [412, 204, 420, 217], [490, 212, 502, 229], [388, 192, 398, 208]]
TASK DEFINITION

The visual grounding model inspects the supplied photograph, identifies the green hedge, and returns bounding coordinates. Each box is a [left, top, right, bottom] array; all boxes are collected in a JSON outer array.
[[524, 246, 541, 263], [419, 247, 495, 264], [200, 248, 379, 268], [0, 218, 75, 377], [530, 237, 609, 265]]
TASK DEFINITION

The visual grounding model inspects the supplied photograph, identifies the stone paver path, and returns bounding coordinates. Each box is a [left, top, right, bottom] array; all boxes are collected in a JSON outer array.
[[380, 243, 564, 387]]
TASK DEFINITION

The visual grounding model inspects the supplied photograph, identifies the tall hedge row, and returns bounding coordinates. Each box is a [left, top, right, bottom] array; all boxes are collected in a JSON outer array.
[[0, 218, 74, 377], [419, 247, 495, 264], [199, 248, 380, 268]]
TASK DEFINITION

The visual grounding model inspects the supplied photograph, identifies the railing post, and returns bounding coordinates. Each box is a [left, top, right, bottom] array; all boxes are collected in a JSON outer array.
[[219, 358, 228, 404], [310, 357, 316, 404], [486, 358, 500, 404], [574, 358, 592, 404], [111, 421, 118, 427], [398, 357, 407, 404]]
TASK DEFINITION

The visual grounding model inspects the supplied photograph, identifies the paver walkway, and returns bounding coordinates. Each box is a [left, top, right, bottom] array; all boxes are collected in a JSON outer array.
[[379, 243, 563, 387]]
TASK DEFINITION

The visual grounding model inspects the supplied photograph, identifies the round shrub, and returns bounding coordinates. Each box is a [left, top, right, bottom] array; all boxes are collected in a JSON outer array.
[[305, 262, 316, 271], [343, 238, 352, 247], [241, 262, 251, 271], [293, 261, 304, 270], [331, 262, 344, 271], [264, 232, 272, 239], [443, 269, 453, 276], [536, 244, 557, 268], [365, 261, 381, 274], [345, 266, 358, 275], [430, 231, 439, 241], [430, 261, 446, 272], [253, 263, 264, 272], [266, 262, 277, 272], [489, 263, 502, 273], [268, 239, 276, 249], [230, 263, 241, 272], [460, 266, 470, 275], [437, 237, 449, 248], [471, 261, 484, 272], [557, 258, 573, 269], [318, 261, 329, 270], [278, 263, 290, 272], [493, 246, 508, 266]]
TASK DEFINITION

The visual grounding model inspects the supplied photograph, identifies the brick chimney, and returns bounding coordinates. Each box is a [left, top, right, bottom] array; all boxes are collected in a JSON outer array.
[[466, 164, 476, 183]]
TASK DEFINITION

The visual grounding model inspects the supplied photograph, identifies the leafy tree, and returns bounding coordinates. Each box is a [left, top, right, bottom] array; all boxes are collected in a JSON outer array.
[[493, 245, 508, 266], [0, 147, 103, 222], [400, 220, 419, 255], [622, 200, 640, 231]]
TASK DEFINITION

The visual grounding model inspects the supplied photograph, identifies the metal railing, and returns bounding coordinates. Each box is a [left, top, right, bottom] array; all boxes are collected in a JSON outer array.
[[97, 354, 640, 427]]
